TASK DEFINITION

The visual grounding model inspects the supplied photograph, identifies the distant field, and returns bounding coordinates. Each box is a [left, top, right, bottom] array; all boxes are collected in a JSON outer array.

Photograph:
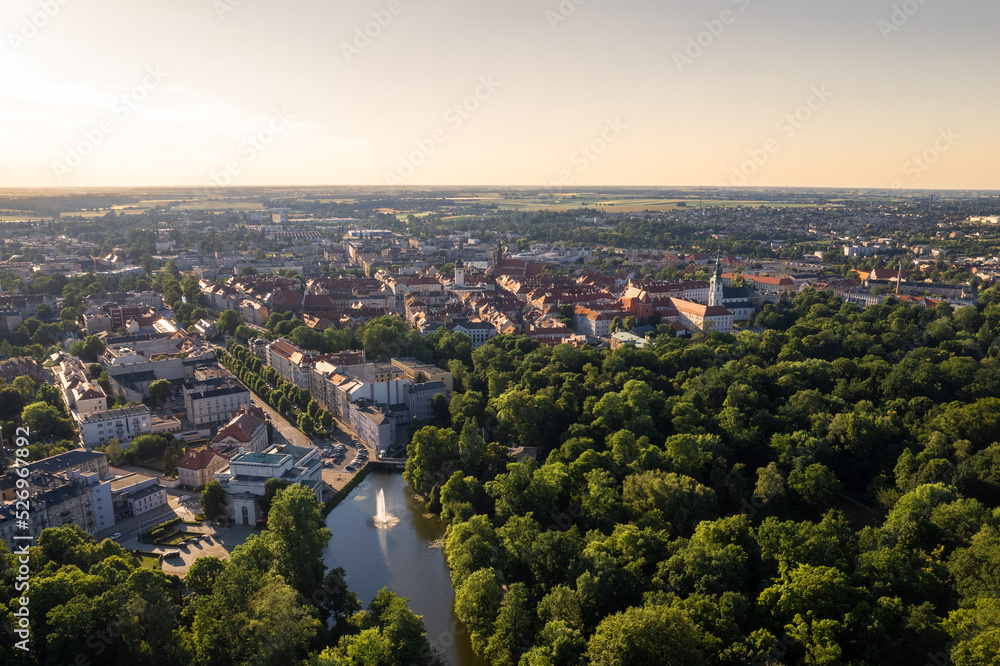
[[172, 199, 264, 211], [492, 197, 823, 212]]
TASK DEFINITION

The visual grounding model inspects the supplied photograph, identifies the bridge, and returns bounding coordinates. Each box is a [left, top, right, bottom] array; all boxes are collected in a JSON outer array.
[[371, 457, 406, 469]]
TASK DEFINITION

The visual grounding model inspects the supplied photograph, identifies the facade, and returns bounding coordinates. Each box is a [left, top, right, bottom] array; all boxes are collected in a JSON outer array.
[[177, 448, 229, 489], [666, 298, 734, 332], [211, 407, 268, 454], [451, 319, 497, 348], [573, 306, 622, 337], [349, 400, 397, 454], [128, 484, 168, 516], [405, 381, 449, 423], [110, 473, 167, 518], [76, 405, 152, 447], [214, 444, 324, 525], [183, 378, 251, 429], [391, 357, 454, 391], [0, 472, 113, 550]]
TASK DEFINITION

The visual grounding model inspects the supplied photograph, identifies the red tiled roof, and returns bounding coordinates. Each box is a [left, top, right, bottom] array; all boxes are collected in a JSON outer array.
[[178, 448, 225, 470]]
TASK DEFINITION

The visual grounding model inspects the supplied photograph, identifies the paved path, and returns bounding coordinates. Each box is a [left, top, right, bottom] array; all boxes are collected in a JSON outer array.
[[247, 392, 312, 448]]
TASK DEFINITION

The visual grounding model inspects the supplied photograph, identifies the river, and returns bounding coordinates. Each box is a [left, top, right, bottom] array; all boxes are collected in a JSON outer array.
[[322, 470, 487, 666]]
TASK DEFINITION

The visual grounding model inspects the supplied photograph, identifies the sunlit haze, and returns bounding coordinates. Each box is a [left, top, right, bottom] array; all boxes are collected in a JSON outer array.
[[2, 0, 997, 189]]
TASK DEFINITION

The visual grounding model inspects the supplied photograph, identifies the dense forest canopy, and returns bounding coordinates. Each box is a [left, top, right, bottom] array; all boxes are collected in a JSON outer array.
[[396, 287, 1000, 665]]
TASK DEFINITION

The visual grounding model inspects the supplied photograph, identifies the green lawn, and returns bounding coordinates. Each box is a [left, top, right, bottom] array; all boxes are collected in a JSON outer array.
[[134, 552, 162, 570]]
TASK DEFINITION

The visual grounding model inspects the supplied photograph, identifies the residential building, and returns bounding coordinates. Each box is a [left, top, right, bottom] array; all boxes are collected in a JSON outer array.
[[76, 405, 151, 447], [450, 319, 497, 348], [405, 380, 449, 423], [183, 378, 251, 429], [0, 472, 113, 550], [109, 472, 167, 518], [23, 450, 110, 481], [391, 357, 454, 391], [211, 407, 269, 454], [177, 448, 229, 489], [349, 399, 397, 454]]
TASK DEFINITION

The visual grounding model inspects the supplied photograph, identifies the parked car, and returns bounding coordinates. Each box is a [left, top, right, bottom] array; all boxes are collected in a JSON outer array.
[[164, 550, 181, 558], [110, 532, 122, 540]]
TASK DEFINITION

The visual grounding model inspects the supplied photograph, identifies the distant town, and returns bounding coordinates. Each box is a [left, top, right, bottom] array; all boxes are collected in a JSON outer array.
[[0, 185, 997, 560]]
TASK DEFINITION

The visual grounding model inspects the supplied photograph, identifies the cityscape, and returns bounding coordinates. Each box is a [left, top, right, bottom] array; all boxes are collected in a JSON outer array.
[[2, 1, 1000, 666]]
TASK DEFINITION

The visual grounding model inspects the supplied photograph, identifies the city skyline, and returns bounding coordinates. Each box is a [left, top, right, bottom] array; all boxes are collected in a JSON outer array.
[[2, 0, 997, 190]]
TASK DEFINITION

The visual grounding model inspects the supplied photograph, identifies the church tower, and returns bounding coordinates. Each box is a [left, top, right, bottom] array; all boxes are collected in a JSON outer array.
[[709, 256, 724, 307], [455, 239, 465, 288]]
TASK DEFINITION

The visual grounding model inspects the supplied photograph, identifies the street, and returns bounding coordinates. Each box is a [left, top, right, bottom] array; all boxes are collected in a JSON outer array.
[[248, 394, 313, 448]]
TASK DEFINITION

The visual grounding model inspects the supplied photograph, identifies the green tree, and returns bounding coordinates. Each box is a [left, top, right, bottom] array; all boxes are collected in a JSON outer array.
[[21, 401, 75, 439], [484, 582, 534, 666], [260, 478, 291, 518], [185, 556, 227, 596], [588, 605, 705, 666], [200, 480, 226, 522], [266, 484, 332, 595], [454, 567, 504, 654], [216, 309, 244, 337], [148, 378, 172, 405]]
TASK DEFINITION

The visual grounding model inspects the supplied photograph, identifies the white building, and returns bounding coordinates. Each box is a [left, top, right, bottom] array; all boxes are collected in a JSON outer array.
[[214, 443, 324, 526], [183, 378, 251, 429], [76, 405, 152, 447], [451, 319, 497, 348]]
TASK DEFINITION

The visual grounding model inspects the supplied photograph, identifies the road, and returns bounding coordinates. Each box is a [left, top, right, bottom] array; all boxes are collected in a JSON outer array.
[[248, 393, 312, 448]]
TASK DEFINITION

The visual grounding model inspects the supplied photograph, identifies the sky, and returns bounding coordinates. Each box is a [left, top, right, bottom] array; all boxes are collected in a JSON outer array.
[[1, 0, 997, 190]]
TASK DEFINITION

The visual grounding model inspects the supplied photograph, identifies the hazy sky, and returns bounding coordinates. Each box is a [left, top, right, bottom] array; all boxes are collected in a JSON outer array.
[[1, 0, 997, 189]]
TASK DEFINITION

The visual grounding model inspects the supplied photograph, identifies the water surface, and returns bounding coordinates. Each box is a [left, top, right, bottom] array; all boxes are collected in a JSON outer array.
[[323, 471, 487, 666]]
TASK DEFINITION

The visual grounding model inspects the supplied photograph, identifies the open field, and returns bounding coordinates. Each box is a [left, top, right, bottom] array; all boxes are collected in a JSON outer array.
[[490, 196, 824, 212]]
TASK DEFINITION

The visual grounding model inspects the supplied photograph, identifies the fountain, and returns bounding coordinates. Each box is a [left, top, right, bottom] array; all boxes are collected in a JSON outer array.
[[373, 488, 398, 529]]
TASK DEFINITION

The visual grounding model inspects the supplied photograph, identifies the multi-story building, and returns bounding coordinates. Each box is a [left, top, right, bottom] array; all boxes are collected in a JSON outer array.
[[391, 357, 454, 391], [450, 319, 497, 348], [183, 378, 251, 430], [0, 357, 38, 383], [214, 443, 324, 526], [211, 407, 268, 454], [349, 399, 397, 455], [75, 405, 152, 447], [405, 381, 449, 423], [22, 450, 110, 482], [666, 298, 734, 333], [109, 472, 167, 519], [0, 471, 113, 550], [177, 448, 229, 489]]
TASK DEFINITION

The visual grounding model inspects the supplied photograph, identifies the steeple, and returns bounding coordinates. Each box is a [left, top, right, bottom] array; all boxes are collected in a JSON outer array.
[[709, 255, 724, 307], [455, 239, 466, 288]]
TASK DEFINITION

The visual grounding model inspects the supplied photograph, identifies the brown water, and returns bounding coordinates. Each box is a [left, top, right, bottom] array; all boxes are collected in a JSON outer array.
[[323, 470, 487, 666]]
